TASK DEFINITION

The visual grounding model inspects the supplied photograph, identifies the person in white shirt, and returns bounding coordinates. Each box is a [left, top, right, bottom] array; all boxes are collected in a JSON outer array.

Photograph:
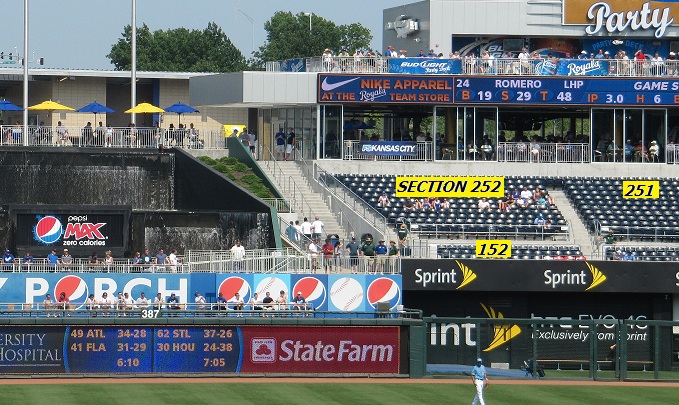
[[520, 186, 533, 201], [308, 238, 321, 272], [518, 47, 531, 73], [84, 294, 97, 311], [194, 291, 207, 310], [228, 292, 245, 316], [135, 292, 150, 309], [477, 198, 491, 211], [123, 292, 135, 311], [153, 293, 165, 310], [249, 292, 263, 311], [168, 249, 179, 273], [98, 292, 113, 317], [230, 241, 245, 271], [311, 216, 325, 240], [300, 217, 313, 240]]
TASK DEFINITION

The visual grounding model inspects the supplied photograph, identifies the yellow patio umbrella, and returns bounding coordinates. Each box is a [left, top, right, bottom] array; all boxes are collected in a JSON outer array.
[[27, 100, 75, 112], [124, 102, 165, 114]]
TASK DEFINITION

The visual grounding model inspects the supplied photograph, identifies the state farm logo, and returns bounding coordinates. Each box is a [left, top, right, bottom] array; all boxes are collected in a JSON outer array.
[[251, 338, 276, 363]]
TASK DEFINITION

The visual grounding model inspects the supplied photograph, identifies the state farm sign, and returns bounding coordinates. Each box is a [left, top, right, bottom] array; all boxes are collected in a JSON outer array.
[[563, 0, 679, 38], [240, 326, 401, 374]]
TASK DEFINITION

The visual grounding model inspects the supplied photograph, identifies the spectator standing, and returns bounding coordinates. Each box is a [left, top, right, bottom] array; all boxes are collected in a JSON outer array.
[[2, 249, 14, 271], [248, 129, 257, 159], [388, 240, 400, 273], [308, 238, 321, 272], [155, 248, 168, 271], [375, 239, 388, 274], [360, 237, 377, 274], [285, 221, 299, 244], [231, 241, 245, 271], [22, 251, 34, 271], [321, 238, 334, 273], [60, 249, 73, 271], [311, 216, 325, 240], [397, 223, 409, 247], [334, 241, 344, 271], [285, 127, 296, 160], [346, 236, 360, 273], [300, 217, 313, 241], [168, 249, 179, 273], [275, 128, 286, 160]]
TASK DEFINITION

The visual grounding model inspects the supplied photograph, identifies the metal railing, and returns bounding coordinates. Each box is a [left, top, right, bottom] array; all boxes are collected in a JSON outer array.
[[260, 146, 317, 219], [414, 222, 571, 241], [344, 140, 433, 161], [313, 166, 390, 240], [496, 143, 591, 163], [268, 55, 679, 78], [0, 125, 225, 149], [1, 302, 422, 319]]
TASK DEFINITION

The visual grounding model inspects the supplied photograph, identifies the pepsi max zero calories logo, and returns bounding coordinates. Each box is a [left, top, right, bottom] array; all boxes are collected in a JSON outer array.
[[32, 214, 110, 248]]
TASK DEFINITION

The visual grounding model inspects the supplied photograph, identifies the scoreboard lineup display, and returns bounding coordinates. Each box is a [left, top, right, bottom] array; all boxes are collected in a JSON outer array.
[[454, 77, 679, 106], [0, 325, 401, 374]]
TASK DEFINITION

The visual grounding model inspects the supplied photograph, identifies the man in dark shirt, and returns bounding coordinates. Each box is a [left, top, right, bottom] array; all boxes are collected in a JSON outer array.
[[275, 128, 286, 160], [155, 248, 168, 271], [167, 293, 181, 316], [262, 291, 275, 316], [361, 237, 377, 274], [345, 237, 360, 273], [285, 128, 295, 161]]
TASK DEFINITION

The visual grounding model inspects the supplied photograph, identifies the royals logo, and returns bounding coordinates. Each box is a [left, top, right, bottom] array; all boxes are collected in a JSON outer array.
[[33, 215, 64, 245]]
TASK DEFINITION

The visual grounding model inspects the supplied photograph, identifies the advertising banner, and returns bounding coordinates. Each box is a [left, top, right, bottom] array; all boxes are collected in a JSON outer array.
[[401, 259, 679, 293], [280, 58, 306, 72], [12, 205, 131, 257], [0, 325, 401, 374], [563, 0, 679, 38], [0, 273, 401, 312], [388, 58, 462, 74], [359, 141, 418, 157], [556, 59, 610, 76], [318, 74, 454, 104]]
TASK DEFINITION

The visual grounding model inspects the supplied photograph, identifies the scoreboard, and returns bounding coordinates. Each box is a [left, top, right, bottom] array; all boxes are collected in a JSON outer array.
[[0, 325, 401, 374], [454, 77, 679, 106]]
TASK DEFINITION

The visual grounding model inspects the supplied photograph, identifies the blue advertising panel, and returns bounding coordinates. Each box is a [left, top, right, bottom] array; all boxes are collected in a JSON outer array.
[[359, 141, 417, 157], [0, 273, 401, 313], [1, 274, 192, 307], [280, 58, 306, 72], [556, 59, 610, 76], [454, 76, 679, 106], [388, 58, 462, 74], [318, 74, 454, 104]]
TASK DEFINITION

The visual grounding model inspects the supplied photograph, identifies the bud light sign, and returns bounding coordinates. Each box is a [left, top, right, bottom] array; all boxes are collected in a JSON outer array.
[[14, 207, 128, 255]]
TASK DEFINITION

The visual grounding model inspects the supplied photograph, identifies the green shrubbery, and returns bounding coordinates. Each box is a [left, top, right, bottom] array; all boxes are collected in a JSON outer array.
[[200, 156, 274, 198]]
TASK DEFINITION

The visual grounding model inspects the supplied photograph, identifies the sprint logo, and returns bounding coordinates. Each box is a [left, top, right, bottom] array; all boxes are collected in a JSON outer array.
[[455, 260, 477, 289], [480, 303, 521, 352], [585, 262, 607, 291]]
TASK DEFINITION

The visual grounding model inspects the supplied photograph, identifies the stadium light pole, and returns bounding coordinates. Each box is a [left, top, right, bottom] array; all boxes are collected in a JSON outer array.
[[303, 12, 312, 33], [237, 9, 254, 56], [131, 0, 137, 125], [22, 0, 28, 145]]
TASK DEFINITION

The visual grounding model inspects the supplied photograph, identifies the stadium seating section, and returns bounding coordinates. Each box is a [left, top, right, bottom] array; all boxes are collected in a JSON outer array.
[[603, 246, 679, 261], [335, 175, 568, 240], [563, 178, 679, 242], [437, 244, 584, 260]]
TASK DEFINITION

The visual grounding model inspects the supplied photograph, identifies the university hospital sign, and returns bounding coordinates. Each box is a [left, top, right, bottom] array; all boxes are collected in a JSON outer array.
[[563, 0, 679, 38]]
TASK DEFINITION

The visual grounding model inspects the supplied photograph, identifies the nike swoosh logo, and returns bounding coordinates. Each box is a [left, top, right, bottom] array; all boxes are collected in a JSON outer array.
[[321, 77, 360, 91]]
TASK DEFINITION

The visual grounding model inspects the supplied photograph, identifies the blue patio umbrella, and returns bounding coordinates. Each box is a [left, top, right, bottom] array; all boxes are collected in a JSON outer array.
[[164, 102, 199, 126], [0, 99, 23, 111], [76, 101, 115, 124]]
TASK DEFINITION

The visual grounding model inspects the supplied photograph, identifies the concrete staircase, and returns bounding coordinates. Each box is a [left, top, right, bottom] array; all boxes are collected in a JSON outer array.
[[549, 189, 596, 257], [260, 161, 347, 239]]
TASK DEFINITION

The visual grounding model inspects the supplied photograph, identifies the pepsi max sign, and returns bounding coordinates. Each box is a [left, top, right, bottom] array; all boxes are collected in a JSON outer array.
[[15, 210, 127, 254], [33, 215, 107, 246]]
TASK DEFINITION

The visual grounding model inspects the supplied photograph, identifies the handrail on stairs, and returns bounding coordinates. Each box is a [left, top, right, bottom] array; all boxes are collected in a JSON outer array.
[[261, 146, 317, 219]]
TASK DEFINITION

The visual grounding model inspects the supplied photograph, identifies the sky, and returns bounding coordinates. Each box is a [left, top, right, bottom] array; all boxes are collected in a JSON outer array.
[[1, 0, 407, 70]]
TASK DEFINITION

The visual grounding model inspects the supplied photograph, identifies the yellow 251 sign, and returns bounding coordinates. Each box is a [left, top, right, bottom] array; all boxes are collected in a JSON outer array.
[[622, 180, 659, 199]]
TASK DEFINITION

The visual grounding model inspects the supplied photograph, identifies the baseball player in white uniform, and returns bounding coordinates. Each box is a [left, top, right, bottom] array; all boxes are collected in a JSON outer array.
[[471, 358, 489, 405]]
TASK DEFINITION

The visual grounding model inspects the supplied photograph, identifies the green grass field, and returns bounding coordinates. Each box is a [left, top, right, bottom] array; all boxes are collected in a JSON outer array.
[[1, 382, 678, 405]]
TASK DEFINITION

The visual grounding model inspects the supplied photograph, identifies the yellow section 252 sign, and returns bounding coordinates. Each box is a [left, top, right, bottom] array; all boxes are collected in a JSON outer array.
[[395, 176, 504, 198]]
